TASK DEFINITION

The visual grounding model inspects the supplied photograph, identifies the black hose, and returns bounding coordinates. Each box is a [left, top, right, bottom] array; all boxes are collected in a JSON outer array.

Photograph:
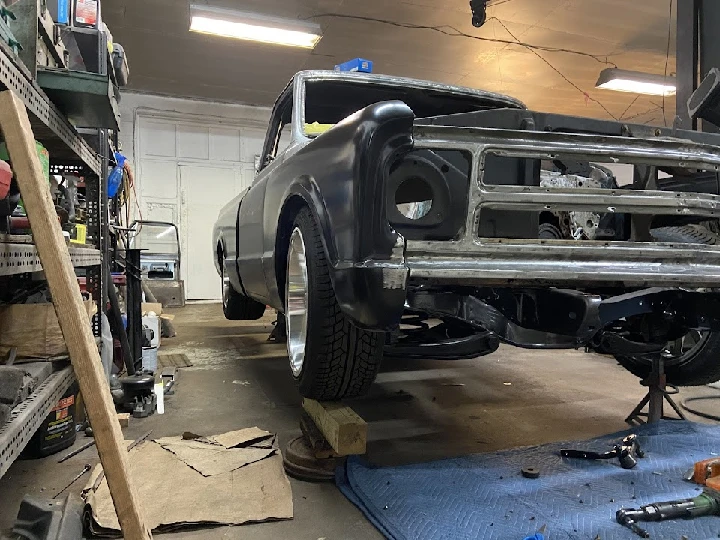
[[681, 391, 720, 422], [107, 270, 135, 376]]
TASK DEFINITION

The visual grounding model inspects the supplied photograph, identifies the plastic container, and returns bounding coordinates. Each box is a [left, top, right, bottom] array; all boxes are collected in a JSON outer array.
[[23, 383, 78, 458], [69, 223, 86, 244], [142, 347, 158, 372], [73, 0, 98, 27], [107, 152, 126, 198], [49, 0, 72, 24], [0, 141, 49, 181]]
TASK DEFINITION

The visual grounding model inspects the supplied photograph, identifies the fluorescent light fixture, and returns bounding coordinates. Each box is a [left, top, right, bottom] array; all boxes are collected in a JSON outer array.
[[596, 68, 676, 96], [189, 5, 322, 49]]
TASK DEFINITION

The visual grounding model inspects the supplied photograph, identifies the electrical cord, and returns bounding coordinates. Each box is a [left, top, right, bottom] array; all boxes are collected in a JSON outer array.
[[622, 105, 663, 122], [307, 12, 619, 120], [681, 390, 720, 422], [490, 17, 618, 120], [619, 95, 640, 121], [305, 13, 618, 68]]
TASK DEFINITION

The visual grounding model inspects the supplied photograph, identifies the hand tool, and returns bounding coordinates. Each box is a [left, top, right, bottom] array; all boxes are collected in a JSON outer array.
[[58, 439, 96, 463], [88, 430, 152, 493], [54, 464, 92, 498], [616, 488, 720, 538], [561, 434, 644, 469]]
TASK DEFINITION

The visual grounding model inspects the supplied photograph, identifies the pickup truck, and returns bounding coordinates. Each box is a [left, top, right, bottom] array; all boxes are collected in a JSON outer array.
[[214, 70, 720, 400]]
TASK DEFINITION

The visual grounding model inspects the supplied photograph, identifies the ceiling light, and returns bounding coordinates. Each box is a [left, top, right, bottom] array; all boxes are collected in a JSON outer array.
[[596, 68, 676, 96], [189, 5, 322, 49]]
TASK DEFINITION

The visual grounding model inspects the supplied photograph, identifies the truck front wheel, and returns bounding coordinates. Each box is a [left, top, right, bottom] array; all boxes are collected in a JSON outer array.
[[285, 207, 383, 400], [615, 224, 720, 386]]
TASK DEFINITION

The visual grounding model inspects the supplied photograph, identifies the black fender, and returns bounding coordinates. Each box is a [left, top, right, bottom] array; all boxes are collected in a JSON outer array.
[[267, 101, 415, 329]]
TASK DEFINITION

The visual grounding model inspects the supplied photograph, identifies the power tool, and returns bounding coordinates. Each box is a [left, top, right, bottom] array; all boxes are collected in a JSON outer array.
[[616, 488, 720, 538]]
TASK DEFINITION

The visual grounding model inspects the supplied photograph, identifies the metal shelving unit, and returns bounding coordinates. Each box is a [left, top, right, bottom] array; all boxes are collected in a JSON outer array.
[[0, 242, 102, 276], [0, 365, 74, 479], [0, 16, 114, 476], [0, 32, 109, 328], [0, 38, 101, 174]]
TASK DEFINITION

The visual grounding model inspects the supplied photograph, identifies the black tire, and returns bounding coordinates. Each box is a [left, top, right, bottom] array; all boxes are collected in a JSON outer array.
[[616, 333, 720, 386], [289, 207, 383, 400], [615, 224, 720, 386], [221, 262, 266, 321], [651, 224, 720, 245]]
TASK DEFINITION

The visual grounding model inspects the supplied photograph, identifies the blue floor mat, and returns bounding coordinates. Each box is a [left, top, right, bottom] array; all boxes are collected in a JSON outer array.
[[337, 421, 720, 540]]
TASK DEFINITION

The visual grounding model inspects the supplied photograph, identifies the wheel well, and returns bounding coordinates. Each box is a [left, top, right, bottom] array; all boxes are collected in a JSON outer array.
[[275, 196, 307, 306]]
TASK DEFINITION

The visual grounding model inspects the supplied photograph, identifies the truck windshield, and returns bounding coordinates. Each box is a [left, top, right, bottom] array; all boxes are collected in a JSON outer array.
[[304, 79, 517, 136]]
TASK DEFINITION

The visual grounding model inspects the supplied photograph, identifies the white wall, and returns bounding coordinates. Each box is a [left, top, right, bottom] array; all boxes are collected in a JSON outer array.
[[118, 92, 272, 299]]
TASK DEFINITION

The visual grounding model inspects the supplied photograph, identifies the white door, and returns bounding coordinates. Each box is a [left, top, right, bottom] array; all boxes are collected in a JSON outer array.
[[179, 164, 236, 300]]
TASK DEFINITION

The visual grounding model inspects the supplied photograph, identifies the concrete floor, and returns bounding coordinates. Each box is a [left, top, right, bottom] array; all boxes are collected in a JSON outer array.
[[0, 303, 717, 539]]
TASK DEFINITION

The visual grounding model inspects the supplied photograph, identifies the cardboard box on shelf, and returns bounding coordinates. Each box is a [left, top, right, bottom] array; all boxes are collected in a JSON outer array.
[[0, 300, 96, 359]]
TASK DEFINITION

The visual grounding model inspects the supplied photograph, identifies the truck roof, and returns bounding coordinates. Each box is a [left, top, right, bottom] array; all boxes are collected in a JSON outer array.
[[290, 70, 526, 111]]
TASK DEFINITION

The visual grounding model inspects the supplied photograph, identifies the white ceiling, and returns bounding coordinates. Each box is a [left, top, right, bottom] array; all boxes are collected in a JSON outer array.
[[104, 0, 677, 124]]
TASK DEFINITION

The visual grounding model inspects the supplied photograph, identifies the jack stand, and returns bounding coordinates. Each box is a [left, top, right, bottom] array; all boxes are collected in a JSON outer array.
[[283, 412, 344, 482], [626, 356, 687, 426]]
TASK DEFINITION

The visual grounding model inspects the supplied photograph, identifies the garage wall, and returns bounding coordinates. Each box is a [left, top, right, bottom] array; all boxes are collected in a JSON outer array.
[[119, 92, 272, 300]]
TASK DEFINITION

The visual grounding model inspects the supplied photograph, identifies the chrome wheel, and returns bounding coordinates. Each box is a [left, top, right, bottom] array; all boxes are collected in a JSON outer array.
[[286, 228, 309, 378], [661, 329, 710, 365]]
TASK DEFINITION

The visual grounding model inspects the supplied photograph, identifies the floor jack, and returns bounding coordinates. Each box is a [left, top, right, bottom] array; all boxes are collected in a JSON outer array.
[[625, 356, 687, 425]]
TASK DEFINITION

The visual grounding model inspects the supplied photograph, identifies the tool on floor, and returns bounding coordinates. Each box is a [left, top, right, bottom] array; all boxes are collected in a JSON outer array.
[[117, 372, 157, 418], [688, 456, 720, 489], [561, 434, 645, 469], [161, 367, 177, 395], [616, 487, 720, 538], [58, 439, 96, 463], [53, 464, 92, 498], [88, 431, 152, 494]]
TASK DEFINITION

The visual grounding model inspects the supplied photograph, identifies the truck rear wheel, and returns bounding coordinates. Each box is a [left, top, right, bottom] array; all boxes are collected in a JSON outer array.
[[221, 263, 266, 321], [285, 207, 383, 400]]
